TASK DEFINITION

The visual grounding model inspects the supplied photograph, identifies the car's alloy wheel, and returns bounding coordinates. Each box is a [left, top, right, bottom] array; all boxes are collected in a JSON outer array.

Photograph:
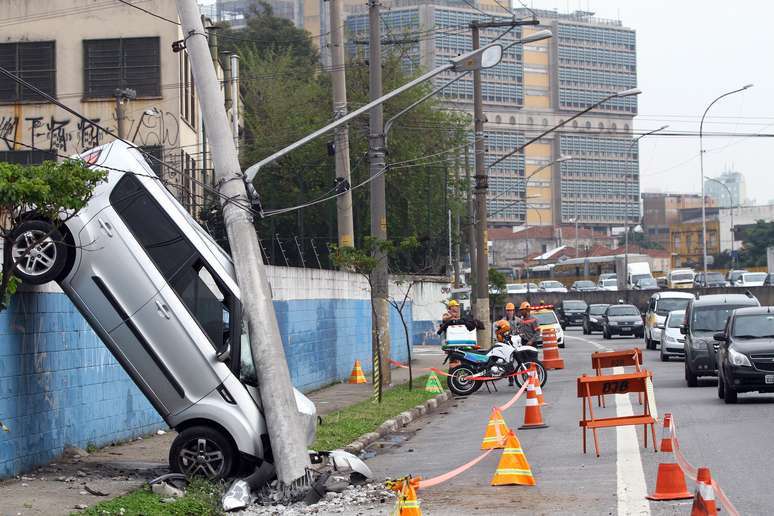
[[10, 220, 69, 284], [170, 426, 235, 480]]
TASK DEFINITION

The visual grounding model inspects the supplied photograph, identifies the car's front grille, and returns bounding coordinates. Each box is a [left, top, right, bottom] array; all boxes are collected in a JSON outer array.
[[751, 353, 774, 372]]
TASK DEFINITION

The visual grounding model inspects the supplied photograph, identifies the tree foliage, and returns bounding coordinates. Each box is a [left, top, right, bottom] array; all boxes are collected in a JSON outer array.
[[737, 220, 774, 267], [0, 160, 106, 307], [226, 9, 470, 273]]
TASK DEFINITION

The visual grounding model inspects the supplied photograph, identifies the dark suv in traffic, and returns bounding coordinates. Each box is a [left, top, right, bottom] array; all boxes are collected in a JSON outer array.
[[583, 304, 609, 335], [682, 293, 760, 387], [716, 307, 774, 403], [556, 300, 588, 328]]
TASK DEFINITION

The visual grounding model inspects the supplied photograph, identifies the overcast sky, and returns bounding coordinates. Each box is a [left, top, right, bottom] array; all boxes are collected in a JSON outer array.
[[522, 0, 774, 203]]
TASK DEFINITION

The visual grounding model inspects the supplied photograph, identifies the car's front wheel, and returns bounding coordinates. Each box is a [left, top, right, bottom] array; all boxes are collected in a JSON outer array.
[[169, 426, 236, 480], [660, 346, 669, 362], [10, 219, 70, 285], [685, 362, 698, 387], [723, 378, 738, 404], [717, 374, 725, 399]]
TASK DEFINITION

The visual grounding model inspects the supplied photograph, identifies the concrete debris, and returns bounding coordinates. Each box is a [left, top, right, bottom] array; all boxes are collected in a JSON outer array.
[[151, 481, 184, 499], [84, 485, 110, 497], [156, 430, 167, 435], [63, 447, 89, 459], [74, 504, 88, 510], [236, 481, 394, 515], [322, 476, 349, 494], [76, 470, 87, 477]]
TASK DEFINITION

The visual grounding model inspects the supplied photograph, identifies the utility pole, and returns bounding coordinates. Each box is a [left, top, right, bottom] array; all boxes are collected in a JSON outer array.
[[368, 0, 391, 386], [230, 54, 240, 154], [471, 23, 490, 347], [114, 88, 136, 139], [453, 155, 462, 288], [176, 0, 310, 487], [465, 146, 476, 311], [330, 0, 355, 248]]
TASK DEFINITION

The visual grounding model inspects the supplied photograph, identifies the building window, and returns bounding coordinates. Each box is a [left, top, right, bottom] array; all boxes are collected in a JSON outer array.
[[585, 121, 591, 129], [510, 116, 516, 125], [179, 51, 196, 129], [181, 151, 197, 213], [598, 122, 604, 130], [495, 115, 502, 124], [527, 117, 533, 125], [0, 41, 56, 102], [542, 118, 548, 126], [611, 123, 617, 132], [83, 37, 160, 98]]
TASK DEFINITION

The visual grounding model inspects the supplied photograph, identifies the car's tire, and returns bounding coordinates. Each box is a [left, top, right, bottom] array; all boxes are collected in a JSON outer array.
[[169, 425, 236, 480], [660, 346, 668, 362], [685, 362, 698, 387], [603, 328, 610, 340], [717, 375, 725, 399], [558, 341, 565, 349], [723, 379, 738, 404], [636, 331, 644, 339], [10, 219, 70, 285], [582, 323, 589, 335], [447, 365, 481, 396]]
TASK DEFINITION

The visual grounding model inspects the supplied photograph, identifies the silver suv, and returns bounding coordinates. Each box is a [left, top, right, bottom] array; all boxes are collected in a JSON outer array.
[[9, 141, 317, 479]]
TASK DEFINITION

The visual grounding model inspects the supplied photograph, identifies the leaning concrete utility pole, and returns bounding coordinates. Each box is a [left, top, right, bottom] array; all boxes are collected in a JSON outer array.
[[368, 0, 391, 386], [176, 0, 310, 486], [330, 0, 355, 248], [465, 146, 476, 312]]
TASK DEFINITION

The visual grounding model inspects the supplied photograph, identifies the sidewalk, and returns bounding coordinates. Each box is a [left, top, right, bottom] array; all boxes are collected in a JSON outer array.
[[0, 345, 444, 516]]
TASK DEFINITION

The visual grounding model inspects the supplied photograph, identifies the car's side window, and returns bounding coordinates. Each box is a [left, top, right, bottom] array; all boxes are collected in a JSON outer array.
[[110, 174, 195, 279]]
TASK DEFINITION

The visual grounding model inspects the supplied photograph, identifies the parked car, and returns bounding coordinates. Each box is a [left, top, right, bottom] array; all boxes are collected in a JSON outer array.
[[8, 141, 318, 480], [644, 291, 694, 350], [726, 269, 748, 285], [668, 269, 695, 289], [556, 299, 588, 328], [694, 271, 727, 288], [583, 304, 610, 335], [598, 278, 618, 291], [538, 280, 567, 293], [602, 304, 644, 339], [634, 277, 658, 290], [735, 272, 767, 287], [506, 283, 538, 295], [716, 306, 774, 403], [660, 310, 687, 361], [532, 308, 565, 348], [682, 292, 760, 387], [570, 280, 597, 292]]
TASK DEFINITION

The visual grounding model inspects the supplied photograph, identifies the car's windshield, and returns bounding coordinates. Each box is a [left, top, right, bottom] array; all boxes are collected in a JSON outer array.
[[733, 314, 774, 338], [706, 273, 724, 281], [729, 271, 747, 281], [656, 298, 691, 315], [608, 306, 640, 316], [590, 305, 608, 315], [692, 304, 750, 332], [743, 273, 766, 282], [667, 311, 686, 328], [543, 281, 562, 288], [528, 283, 538, 290], [638, 278, 657, 287], [602, 279, 617, 286], [506, 284, 525, 291], [670, 272, 693, 281], [534, 311, 559, 325], [575, 281, 594, 288], [564, 301, 587, 309]]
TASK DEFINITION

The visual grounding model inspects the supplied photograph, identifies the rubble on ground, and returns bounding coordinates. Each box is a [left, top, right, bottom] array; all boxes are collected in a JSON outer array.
[[236, 481, 394, 515]]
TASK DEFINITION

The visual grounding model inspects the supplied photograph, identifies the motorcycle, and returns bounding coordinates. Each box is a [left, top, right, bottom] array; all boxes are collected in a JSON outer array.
[[442, 329, 547, 397]]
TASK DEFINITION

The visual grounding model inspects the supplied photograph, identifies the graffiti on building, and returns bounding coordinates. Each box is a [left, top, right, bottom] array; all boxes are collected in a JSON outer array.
[[0, 116, 20, 150], [129, 110, 180, 148]]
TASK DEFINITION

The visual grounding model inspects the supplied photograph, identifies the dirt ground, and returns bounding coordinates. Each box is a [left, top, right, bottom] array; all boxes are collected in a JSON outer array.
[[0, 432, 175, 516]]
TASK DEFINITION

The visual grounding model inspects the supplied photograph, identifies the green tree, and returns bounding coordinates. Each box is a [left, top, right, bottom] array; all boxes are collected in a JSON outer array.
[[488, 267, 508, 318], [738, 220, 774, 267], [0, 160, 106, 308]]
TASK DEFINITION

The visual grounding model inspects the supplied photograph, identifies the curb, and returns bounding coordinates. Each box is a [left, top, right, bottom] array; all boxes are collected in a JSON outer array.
[[343, 390, 451, 455]]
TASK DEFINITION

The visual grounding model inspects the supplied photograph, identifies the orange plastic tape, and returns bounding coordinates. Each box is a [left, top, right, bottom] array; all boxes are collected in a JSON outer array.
[[417, 448, 496, 489], [497, 379, 530, 412]]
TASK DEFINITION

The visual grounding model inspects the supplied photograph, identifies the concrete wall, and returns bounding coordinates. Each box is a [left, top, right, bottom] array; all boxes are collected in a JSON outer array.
[[512, 286, 774, 312], [393, 278, 450, 346], [0, 266, 414, 478]]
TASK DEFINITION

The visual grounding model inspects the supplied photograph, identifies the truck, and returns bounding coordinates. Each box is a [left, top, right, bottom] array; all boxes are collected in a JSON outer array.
[[627, 262, 653, 289]]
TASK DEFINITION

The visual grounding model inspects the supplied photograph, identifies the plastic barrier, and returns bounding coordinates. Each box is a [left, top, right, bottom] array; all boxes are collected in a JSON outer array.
[[577, 371, 657, 457]]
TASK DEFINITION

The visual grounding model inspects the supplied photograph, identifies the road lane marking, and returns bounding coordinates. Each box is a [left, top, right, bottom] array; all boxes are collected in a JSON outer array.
[[567, 336, 650, 515], [614, 365, 651, 516]]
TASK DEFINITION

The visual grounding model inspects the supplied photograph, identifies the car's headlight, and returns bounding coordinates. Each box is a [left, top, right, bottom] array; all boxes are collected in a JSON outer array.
[[609, 321, 618, 326], [634, 320, 643, 326], [590, 317, 598, 323], [664, 334, 676, 343], [728, 348, 752, 367], [691, 339, 707, 351]]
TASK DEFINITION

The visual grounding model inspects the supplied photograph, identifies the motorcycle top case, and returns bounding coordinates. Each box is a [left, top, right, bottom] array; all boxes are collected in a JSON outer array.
[[445, 324, 477, 346]]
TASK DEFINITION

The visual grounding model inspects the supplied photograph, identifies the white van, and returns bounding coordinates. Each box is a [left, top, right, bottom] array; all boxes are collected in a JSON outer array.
[[627, 262, 653, 289], [668, 269, 695, 289]]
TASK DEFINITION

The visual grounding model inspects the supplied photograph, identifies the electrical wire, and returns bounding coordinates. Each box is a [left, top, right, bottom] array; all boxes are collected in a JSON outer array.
[[114, 0, 180, 25]]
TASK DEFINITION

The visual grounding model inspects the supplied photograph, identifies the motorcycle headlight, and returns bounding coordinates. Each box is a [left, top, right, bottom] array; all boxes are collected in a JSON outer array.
[[728, 348, 752, 367]]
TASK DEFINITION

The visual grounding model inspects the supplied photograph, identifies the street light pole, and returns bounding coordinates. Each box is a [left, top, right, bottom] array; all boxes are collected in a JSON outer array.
[[706, 176, 736, 268], [700, 84, 752, 278], [623, 125, 668, 289]]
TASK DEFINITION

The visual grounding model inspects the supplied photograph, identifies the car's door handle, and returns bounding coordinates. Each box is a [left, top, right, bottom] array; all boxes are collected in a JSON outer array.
[[97, 218, 113, 237], [155, 300, 171, 319]]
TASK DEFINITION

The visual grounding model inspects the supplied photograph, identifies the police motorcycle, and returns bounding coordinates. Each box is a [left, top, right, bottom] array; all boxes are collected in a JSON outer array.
[[440, 320, 547, 397]]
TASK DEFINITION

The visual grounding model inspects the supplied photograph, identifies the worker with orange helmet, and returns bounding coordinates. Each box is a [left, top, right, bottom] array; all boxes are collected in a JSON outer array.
[[514, 301, 540, 347], [504, 302, 517, 323]]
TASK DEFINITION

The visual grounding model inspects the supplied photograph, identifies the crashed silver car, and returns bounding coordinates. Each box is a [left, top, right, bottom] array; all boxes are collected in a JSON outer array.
[[9, 140, 317, 479]]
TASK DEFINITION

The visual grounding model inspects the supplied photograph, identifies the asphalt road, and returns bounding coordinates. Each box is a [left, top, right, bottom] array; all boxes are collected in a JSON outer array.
[[365, 328, 774, 515]]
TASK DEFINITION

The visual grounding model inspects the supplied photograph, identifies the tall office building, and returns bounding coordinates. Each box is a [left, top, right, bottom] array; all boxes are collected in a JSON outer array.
[[343, 3, 638, 229], [705, 168, 747, 208]]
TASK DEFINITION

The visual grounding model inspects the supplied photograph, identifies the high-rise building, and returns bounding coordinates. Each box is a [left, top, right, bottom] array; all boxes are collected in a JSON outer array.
[[641, 193, 714, 250], [343, 3, 638, 229], [705, 168, 747, 208]]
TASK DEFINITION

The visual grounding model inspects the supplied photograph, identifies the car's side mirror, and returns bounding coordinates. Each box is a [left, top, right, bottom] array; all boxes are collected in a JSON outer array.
[[217, 343, 231, 362], [680, 325, 688, 335], [713, 333, 728, 342]]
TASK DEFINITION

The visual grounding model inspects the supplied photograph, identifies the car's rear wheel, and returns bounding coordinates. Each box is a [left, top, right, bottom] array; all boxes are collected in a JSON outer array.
[[169, 426, 236, 480], [10, 220, 70, 285]]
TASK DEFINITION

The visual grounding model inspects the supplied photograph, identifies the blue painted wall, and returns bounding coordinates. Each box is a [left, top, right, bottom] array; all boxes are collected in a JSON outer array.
[[0, 291, 413, 478]]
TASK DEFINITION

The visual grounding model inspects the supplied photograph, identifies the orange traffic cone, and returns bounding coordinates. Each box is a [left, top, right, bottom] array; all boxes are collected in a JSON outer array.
[[647, 463, 693, 501], [530, 368, 546, 406], [491, 430, 536, 486], [541, 329, 565, 370], [519, 374, 548, 430], [396, 480, 422, 515], [658, 413, 674, 453], [348, 359, 367, 384], [691, 467, 718, 516], [481, 407, 510, 449]]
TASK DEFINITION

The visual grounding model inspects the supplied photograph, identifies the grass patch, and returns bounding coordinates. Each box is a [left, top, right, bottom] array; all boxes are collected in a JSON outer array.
[[77, 477, 224, 516], [312, 374, 439, 450]]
